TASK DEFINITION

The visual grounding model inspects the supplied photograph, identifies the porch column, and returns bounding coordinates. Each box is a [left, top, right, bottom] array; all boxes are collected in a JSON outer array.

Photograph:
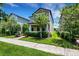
[[20, 24, 23, 34], [19, 23, 22, 35], [46, 24, 48, 32], [46, 24, 50, 37], [29, 25, 31, 32]]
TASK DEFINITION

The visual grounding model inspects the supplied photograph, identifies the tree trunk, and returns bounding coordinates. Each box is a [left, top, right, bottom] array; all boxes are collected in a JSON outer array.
[[40, 27, 42, 38], [20, 25, 22, 35]]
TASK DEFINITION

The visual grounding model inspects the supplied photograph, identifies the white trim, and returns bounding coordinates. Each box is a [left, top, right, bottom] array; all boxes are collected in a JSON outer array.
[[46, 24, 48, 32], [29, 25, 31, 32]]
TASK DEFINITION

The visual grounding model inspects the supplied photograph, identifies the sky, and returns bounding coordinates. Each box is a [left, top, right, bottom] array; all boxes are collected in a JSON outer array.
[[2, 3, 72, 28]]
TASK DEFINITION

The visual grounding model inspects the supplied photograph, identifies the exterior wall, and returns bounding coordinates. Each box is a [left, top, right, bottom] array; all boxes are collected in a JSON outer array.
[[48, 12, 54, 32], [29, 24, 31, 32], [33, 9, 49, 16], [29, 24, 39, 32], [9, 14, 29, 33]]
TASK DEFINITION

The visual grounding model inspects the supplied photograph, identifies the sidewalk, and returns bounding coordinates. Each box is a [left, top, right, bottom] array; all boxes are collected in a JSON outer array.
[[0, 37, 79, 56]]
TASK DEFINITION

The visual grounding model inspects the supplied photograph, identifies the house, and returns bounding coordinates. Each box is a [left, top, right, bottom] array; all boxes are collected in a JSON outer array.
[[9, 13, 30, 33], [28, 8, 54, 33], [8, 8, 54, 34], [9, 13, 29, 26]]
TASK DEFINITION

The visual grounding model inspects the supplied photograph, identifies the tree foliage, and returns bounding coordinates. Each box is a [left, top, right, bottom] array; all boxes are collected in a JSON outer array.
[[32, 12, 49, 38], [22, 23, 29, 34], [0, 3, 3, 8], [0, 9, 8, 21], [60, 4, 79, 42], [32, 12, 49, 27], [0, 11, 21, 36]]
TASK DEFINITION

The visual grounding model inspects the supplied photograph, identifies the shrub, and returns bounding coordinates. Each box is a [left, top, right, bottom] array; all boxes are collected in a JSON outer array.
[[15, 31, 21, 37], [24, 31, 48, 38], [25, 31, 40, 37], [60, 31, 76, 43], [5, 29, 11, 35], [56, 31, 60, 36], [0, 20, 21, 36], [22, 24, 29, 34], [42, 32, 48, 38], [15, 24, 21, 32], [1, 27, 5, 34], [75, 35, 79, 38]]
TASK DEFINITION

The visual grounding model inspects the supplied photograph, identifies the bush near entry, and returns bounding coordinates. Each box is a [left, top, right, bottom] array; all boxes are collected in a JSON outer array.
[[59, 31, 76, 43], [25, 31, 49, 38]]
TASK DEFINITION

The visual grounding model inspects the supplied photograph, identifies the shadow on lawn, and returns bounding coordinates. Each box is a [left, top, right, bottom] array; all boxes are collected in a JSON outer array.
[[52, 38, 79, 49], [22, 36, 79, 50], [24, 36, 47, 40]]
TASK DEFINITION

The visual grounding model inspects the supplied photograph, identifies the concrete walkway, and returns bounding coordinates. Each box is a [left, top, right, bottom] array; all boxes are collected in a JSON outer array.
[[0, 37, 79, 56], [76, 40, 79, 44], [12, 36, 25, 40]]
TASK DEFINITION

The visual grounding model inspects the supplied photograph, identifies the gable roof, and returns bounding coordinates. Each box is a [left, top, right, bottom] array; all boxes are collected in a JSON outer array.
[[31, 8, 54, 23], [9, 13, 30, 22], [32, 8, 51, 15]]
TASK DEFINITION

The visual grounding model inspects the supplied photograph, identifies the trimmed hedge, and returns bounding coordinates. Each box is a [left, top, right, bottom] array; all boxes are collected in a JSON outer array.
[[25, 31, 40, 37], [25, 31, 48, 38]]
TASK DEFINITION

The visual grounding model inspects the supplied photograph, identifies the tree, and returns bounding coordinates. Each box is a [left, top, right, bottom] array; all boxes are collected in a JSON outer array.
[[0, 14, 21, 36], [15, 24, 21, 33], [0, 4, 8, 22], [0, 3, 3, 8], [60, 4, 79, 42], [22, 23, 29, 34], [0, 9, 8, 22], [0, 5, 21, 36], [6, 16, 16, 35], [0, 20, 6, 36], [32, 12, 49, 38]]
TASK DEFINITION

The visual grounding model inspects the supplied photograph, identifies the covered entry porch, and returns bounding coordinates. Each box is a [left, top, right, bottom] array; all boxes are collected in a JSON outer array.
[[29, 24, 50, 32]]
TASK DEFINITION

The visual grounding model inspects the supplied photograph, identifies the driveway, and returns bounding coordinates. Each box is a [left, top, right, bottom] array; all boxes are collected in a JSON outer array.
[[0, 37, 79, 56]]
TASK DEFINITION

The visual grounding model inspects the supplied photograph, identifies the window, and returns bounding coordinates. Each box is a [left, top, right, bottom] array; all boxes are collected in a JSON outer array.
[[37, 27, 40, 31], [42, 27, 45, 31], [32, 27, 34, 31]]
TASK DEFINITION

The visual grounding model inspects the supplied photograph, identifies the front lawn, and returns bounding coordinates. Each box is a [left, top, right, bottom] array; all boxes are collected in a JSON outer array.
[[20, 32, 79, 50], [0, 41, 58, 56], [4, 35, 15, 38], [0, 34, 15, 38]]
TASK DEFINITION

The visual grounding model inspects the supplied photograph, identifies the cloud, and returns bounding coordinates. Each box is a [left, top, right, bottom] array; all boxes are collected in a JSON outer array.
[[42, 3, 65, 10], [26, 3, 39, 8], [7, 3, 18, 7], [41, 3, 66, 28], [53, 10, 61, 18], [42, 3, 63, 18], [53, 10, 60, 28]]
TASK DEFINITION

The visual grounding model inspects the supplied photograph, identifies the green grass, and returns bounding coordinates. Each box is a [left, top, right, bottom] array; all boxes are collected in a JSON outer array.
[[0, 41, 59, 56], [20, 32, 79, 50], [4, 35, 15, 38], [0, 34, 15, 38]]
